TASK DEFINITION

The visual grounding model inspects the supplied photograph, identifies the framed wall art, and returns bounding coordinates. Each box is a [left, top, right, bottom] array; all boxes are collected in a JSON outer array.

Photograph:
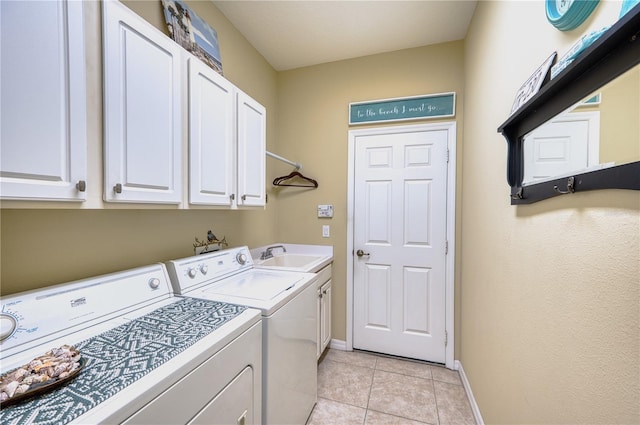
[[161, 0, 223, 74], [349, 93, 455, 125], [510, 52, 557, 115]]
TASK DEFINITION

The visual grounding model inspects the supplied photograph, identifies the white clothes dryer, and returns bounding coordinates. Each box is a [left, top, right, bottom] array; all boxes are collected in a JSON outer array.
[[166, 246, 318, 425], [0, 264, 262, 425]]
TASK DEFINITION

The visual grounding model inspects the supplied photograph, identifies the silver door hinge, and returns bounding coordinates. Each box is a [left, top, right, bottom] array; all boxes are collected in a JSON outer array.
[[445, 240, 449, 255], [446, 149, 450, 163], [445, 330, 448, 347]]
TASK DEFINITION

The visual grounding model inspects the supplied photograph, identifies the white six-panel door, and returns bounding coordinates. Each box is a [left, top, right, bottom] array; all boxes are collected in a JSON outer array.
[[352, 127, 449, 363]]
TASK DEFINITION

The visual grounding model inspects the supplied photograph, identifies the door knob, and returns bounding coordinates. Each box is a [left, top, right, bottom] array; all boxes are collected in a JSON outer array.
[[356, 249, 370, 257]]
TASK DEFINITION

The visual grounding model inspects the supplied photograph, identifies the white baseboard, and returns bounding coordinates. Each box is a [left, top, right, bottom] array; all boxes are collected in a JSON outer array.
[[454, 360, 484, 425], [329, 339, 347, 351]]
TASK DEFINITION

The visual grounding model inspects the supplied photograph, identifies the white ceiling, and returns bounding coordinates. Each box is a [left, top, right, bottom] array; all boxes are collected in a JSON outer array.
[[212, 1, 478, 71]]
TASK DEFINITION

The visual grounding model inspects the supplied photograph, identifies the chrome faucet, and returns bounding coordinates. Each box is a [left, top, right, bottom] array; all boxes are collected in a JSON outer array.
[[260, 245, 287, 260]]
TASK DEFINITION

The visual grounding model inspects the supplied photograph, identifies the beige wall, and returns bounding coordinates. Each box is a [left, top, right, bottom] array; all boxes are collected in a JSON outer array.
[[462, 1, 639, 423], [0, 0, 279, 294], [276, 42, 465, 347], [599, 66, 640, 164]]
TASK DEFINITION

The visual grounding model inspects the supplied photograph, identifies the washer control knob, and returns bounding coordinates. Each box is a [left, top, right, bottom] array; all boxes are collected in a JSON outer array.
[[236, 253, 248, 265], [188, 268, 197, 278], [0, 314, 17, 342], [200, 264, 209, 275], [148, 278, 161, 289]]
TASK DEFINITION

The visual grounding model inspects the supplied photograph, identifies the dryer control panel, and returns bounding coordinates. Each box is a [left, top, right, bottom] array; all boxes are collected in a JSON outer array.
[[0, 264, 173, 359], [165, 246, 254, 293]]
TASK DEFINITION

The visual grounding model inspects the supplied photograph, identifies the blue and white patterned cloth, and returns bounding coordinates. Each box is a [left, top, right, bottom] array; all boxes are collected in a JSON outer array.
[[0, 297, 247, 425]]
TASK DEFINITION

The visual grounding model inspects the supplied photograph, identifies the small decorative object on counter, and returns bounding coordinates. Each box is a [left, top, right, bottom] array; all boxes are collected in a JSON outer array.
[[193, 230, 228, 255], [0, 345, 83, 407]]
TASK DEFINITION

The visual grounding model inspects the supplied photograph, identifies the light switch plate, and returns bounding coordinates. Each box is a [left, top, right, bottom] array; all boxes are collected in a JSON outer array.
[[318, 204, 334, 218], [322, 225, 330, 238]]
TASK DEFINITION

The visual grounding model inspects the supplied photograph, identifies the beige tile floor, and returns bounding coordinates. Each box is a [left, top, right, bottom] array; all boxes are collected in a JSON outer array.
[[307, 349, 475, 425]]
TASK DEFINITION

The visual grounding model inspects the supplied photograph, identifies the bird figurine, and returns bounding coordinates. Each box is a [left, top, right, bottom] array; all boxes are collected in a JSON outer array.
[[193, 229, 228, 254]]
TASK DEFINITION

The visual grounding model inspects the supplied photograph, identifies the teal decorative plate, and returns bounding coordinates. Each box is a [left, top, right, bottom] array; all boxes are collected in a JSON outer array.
[[546, 0, 600, 31]]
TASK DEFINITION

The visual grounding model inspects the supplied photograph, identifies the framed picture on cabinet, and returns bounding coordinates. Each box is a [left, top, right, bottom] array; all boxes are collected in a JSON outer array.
[[161, 0, 223, 74]]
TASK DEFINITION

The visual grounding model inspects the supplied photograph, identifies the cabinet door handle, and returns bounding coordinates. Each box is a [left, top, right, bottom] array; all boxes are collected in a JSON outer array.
[[230, 194, 235, 201], [237, 410, 247, 425], [76, 180, 86, 192], [323, 289, 327, 295], [113, 183, 122, 194], [241, 194, 247, 201]]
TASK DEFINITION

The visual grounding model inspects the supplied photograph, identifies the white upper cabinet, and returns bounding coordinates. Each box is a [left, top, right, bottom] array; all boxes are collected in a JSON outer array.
[[188, 58, 235, 206], [0, 1, 87, 201], [1, 0, 265, 209], [188, 58, 266, 208], [236, 90, 266, 207], [102, 0, 182, 204]]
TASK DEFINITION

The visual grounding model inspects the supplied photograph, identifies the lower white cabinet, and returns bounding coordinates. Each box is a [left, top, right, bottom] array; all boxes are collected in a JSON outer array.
[[316, 264, 332, 358], [0, 0, 87, 201], [102, 0, 182, 204]]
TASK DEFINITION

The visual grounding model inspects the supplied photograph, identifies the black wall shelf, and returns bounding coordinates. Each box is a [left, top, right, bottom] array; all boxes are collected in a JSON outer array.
[[497, 4, 640, 204]]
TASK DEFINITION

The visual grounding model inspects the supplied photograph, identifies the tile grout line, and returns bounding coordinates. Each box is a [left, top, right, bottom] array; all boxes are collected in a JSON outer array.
[[432, 375, 442, 425], [362, 356, 377, 424]]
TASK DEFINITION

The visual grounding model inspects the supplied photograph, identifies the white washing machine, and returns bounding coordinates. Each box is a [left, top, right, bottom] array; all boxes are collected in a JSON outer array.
[[0, 264, 262, 425], [166, 246, 318, 425]]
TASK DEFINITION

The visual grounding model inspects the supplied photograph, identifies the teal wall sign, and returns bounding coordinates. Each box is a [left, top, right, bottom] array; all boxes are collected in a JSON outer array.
[[349, 92, 456, 125]]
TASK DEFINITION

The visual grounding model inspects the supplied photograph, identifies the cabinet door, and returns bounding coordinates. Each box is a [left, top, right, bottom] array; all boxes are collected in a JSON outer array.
[[320, 280, 332, 353], [236, 91, 266, 207], [0, 1, 87, 201], [102, 0, 181, 204], [317, 286, 323, 358], [188, 58, 235, 206]]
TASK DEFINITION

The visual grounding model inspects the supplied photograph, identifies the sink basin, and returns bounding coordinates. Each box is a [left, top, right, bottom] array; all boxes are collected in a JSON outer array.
[[257, 254, 324, 269]]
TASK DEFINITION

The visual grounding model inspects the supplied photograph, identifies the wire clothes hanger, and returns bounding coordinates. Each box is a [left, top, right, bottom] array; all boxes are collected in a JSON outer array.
[[272, 170, 319, 188]]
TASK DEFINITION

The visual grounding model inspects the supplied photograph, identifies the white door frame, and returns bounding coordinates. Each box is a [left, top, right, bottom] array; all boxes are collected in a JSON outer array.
[[346, 122, 457, 369]]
